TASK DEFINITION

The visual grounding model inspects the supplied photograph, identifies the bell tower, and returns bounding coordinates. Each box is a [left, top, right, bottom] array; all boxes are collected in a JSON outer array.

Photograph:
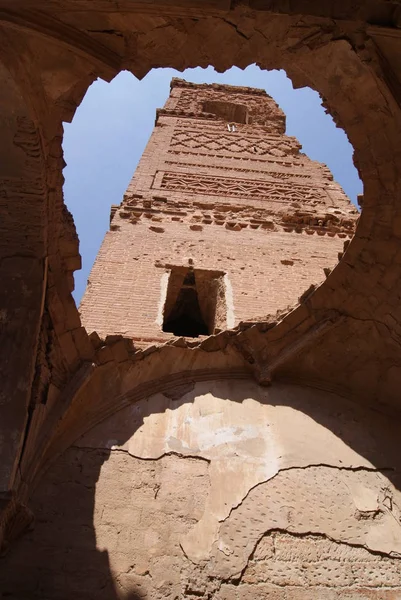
[[79, 78, 357, 345]]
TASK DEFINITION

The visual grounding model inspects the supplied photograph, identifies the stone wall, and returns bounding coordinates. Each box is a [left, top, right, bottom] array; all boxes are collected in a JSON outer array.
[[1, 381, 401, 599], [2, 2, 401, 590]]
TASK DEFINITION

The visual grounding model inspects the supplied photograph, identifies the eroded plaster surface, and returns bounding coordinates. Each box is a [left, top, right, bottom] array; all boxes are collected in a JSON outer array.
[[2, 381, 401, 598], [65, 381, 401, 596]]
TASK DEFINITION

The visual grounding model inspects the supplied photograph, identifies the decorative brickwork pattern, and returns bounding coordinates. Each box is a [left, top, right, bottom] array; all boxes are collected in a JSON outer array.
[[169, 129, 300, 156], [158, 170, 328, 203]]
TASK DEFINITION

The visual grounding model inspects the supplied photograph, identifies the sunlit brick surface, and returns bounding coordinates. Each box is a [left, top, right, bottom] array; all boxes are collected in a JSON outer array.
[[80, 79, 357, 344]]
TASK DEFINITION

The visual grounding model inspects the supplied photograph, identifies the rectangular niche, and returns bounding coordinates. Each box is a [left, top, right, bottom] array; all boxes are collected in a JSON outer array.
[[162, 266, 227, 338], [202, 99, 249, 124]]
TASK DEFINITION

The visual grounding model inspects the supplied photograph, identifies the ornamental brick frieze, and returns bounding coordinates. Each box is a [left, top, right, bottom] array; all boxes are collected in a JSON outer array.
[[156, 170, 330, 204], [167, 148, 332, 172], [117, 194, 356, 238], [170, 128, 301, 156], [164, 159, 315, 181]]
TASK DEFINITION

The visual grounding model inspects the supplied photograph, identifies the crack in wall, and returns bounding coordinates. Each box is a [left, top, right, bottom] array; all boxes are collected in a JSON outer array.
[[221, 462, 395, 524], [73, 444, 211, 463], [69, 372, 401, 585], [212, 528, 401, 591], [74, 444, 400, 562], [246, 527, 401, 567]]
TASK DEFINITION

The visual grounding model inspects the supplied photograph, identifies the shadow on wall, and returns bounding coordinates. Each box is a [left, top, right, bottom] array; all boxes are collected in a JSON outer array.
[[0, 446, 145, 600], [1, 379, 401, 598]]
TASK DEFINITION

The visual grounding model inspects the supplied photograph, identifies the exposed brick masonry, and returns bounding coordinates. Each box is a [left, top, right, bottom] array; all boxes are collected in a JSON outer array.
[[79, 78, 358, 344]]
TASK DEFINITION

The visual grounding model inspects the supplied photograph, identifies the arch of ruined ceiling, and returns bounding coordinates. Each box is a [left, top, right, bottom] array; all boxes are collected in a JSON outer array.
[[1, 0, 401, 551]]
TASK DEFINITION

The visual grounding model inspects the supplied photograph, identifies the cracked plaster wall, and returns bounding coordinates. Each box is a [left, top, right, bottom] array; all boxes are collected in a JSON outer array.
[[2, 380, 401, 599]]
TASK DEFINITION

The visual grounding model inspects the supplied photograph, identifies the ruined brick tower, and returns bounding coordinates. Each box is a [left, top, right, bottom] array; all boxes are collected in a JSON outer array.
[[80, 78, 357, 344]]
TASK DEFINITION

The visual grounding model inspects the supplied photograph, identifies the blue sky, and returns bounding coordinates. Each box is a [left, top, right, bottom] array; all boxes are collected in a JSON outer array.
[[62, 65, 362, 304]]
